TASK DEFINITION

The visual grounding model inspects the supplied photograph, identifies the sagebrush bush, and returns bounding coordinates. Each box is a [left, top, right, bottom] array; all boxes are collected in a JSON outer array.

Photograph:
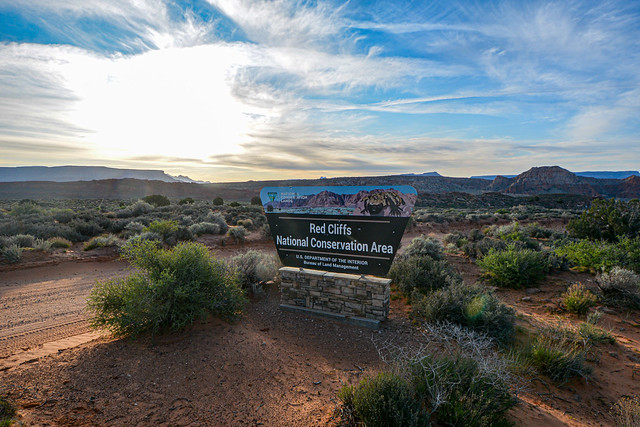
[[401, 235, 444, 260], [611, 395, 640, 427], [411, 282, 516, 345], [142, 194, 170, 207], [13, 233, 35, 247], [597, 267, 640, 309], [562, 283, 597, 315], [230, 250, 279, 290], [0, 244, 22, 264], [33, 238, 52, 252], [388, 254, 462, 297], [462, 238, 507, 259], [338, 372, 427, 426], [144, 219, 179, 245], [189, 222, 221, 236], [130, 200, 154, 216], [477, 245, 548, 289], [204, 211, 228, 234], [48, 236, 72, 249], [88, 240, 246, 338], [228, 226, 248, 243], [83, 234, 122, 251]]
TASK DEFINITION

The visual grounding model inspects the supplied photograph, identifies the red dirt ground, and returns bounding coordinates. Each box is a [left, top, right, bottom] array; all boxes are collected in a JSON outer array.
[[1, 225, 639, 426]]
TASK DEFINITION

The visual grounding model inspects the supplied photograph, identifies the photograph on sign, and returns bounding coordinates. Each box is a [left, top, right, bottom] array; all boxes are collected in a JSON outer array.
[[261, 186, 417, 276]]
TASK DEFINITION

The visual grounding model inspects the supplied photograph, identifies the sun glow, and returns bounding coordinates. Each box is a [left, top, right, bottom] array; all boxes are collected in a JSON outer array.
[[66, 44, 253, 161]]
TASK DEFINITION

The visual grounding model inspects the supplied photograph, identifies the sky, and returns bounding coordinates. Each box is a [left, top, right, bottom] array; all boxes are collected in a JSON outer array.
[[0, 0, 639, 182]]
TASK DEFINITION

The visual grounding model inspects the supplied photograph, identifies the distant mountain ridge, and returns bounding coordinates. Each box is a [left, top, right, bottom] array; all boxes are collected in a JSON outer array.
[[0, 165, 638, 200], [0, 166, 206, 184], [473, 171, 640, 180]]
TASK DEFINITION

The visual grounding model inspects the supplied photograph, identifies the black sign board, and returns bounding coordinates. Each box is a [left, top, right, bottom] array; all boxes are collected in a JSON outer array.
[[260, 186, 417, 277]]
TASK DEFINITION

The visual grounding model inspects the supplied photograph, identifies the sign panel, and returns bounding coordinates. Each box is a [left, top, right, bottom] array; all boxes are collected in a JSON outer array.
[[261, 186, 417, 276]]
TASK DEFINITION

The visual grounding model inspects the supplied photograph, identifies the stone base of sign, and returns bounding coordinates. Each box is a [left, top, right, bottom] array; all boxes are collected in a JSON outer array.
[[279, 267, 390, 329]]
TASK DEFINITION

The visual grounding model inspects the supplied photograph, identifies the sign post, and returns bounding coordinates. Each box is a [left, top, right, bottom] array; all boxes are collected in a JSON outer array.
[[261, 185, 417, 328]]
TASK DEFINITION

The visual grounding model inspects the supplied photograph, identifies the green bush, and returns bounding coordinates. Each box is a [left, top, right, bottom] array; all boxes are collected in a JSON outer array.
[[203, 212, 228, 234], [1, 244, 22, 264], [213, 197, 224, 206], [567, 199, 640, 242], [401, 235, 444, 260], [411, 356, 515, 427], [611, 395, 640, 427], [179, 197, 194, 205], [142, 194, 171, 207], [84, 234, 122, 251], [130, 200, 154, 216], [250, 196, 262, 205], [388, 255, 462, 297], [88, 240, 246, 338], [143, 219, 179, 244], [48, 236, 72, 249], [462, 238, 507, 259], [411, 282, 516, 345], [338, 372, 427, 426], [562, 283, 597, 315], [529, 335, 590, 383], [596, 267, 640, 309], [13, 233, 35, 247], [229, 250, 279, 290], [189, 222, 221, 236], [477, 245, 548, 289], [229, 201, 241, 207], [228, 226, 248, 243]]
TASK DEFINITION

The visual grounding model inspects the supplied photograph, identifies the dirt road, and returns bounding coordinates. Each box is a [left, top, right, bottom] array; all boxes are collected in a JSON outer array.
[[0, 260, 129, 359]]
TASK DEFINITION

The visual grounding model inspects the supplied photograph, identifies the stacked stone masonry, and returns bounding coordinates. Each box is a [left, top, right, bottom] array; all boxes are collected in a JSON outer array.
[[279, 267, 391, 321]]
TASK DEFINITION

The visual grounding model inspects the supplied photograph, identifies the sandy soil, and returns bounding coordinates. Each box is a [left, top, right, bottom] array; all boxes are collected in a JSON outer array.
[[1, 225, 640, 426]]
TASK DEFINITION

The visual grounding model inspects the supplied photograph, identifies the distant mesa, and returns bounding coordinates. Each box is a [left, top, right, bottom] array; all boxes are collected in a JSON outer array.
[[400, 171, 442, 177], [473, 170, 639, 180], [0, 166, 207, 184]]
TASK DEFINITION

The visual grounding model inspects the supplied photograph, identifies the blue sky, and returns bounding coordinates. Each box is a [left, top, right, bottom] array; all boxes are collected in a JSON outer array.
[[0, 0, 638, 181]]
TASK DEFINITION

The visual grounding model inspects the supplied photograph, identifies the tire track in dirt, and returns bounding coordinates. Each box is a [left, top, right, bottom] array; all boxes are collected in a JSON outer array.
[[0, 260, 130, 359]]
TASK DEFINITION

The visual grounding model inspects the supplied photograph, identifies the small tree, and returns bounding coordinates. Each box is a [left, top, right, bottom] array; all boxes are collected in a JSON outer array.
[[250, 196, 262, 205], [142, 194, 170, 207], [213, 197, 224, 206]]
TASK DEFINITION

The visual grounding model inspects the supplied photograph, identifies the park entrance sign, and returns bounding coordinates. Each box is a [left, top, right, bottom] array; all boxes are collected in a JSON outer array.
[[260, 185, 417, 277]]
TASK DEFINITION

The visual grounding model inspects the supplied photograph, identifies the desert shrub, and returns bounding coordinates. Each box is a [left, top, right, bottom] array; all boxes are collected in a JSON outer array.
[[411, 355, 515, 426], [228, 226, 248, 243], [204, 212, 228, 234], [522, 323, 595, 383], [230, 250, 279, 290], [388, 255, 462, 297], [400, 235, 444, 260], [213, 197, 224, 206], [123, 221, 144, 237], [142, 194, 170, 207], [236, 218, 254, 230], [553, 237, 640, 273], [562, 283, 597, 315], [596, 267, 640, 309], [578, 321, 615, 345], [48, 236, 72, 249], [33, 238, 52, 252], [175, 225, 194, 242], [0, 395, 16, 424], [9, 201, 43, 216], [567, 199, 640, 242], [0, 236, 12, 249], [84, 234, 122, 251], [477, 245, 548, 289], [189, 222, 221, 236], [130, 200, 154, 216], [71, 220, 104, 239], [12, 233, 35, 247], [132, 231, 162, 242], [229, 201, 241, 207], [462, 238, 507, 259], [143, 219, 179, 244], [179, 197, 194, 205], [261, 223, 272, 240], [1, 244, 22, 264], [88, 240, 246, 338], [411, 282, 516, 345], [51, 208, 75, 223], [611, 395, 640, 427], [523, 222, 555, 239], [338, 372, 427, 427], [443, 231, 467, 248], [250, 196, 262, 205]]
